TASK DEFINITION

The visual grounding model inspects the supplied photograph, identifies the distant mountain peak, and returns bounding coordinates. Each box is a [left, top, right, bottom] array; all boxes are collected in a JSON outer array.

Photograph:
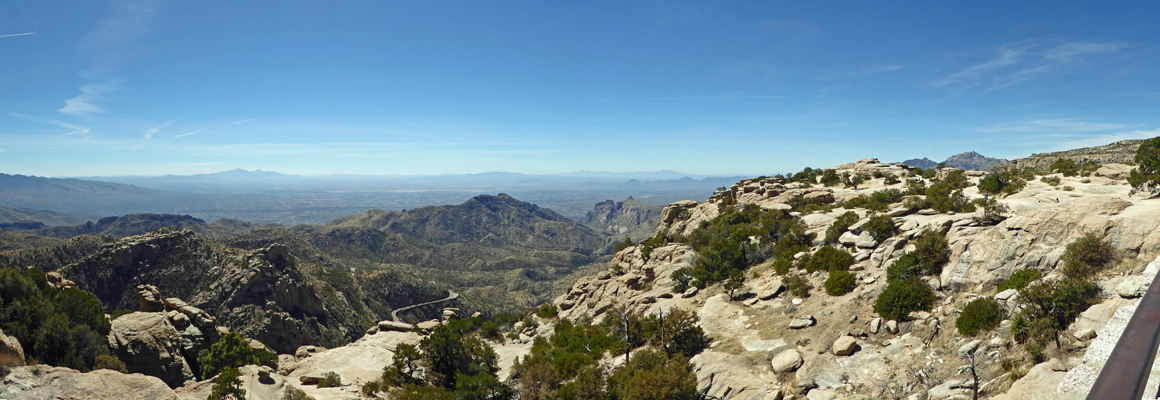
[[899, 152, 1007, 170]]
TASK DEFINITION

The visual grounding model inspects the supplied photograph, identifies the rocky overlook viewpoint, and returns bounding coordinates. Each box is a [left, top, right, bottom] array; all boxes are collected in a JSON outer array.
[[4, 147, 1160, 399]]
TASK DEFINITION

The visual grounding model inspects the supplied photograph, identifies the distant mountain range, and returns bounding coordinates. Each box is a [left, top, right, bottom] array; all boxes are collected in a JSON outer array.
[[900, 151, 1009, 171]]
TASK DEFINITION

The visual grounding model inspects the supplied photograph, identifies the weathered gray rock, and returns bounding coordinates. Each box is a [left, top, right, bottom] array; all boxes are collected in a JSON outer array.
[[295, 345, 326, 359], [870, 318, 883, 334], [833, 336, 858, 356], [957, 339, 982, 357], [0, 327, 25, 367], [682, 287, 699, 298], [885, 320, 898, 334], [770, 348, 804, 372], [838, 231, 860, 246], [378, 320, 415, 332], [107, 312, 193, 388], [1, 365, 177, 400], [854, 231, 879, 248], [757, 281, 785, 300], [995, 288, 1018, 301], [1116, 276, 1149, 298], [1073, 328, 1097, 341], [789, 315, 816, 329]]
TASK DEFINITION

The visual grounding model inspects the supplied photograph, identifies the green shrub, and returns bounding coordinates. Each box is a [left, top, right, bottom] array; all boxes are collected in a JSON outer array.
[[535, 304, 559, 319], [904, 179, 927, 195], [640, 233, 671, 261], [911, 230, 950, 276], [863, 214, 897, 243], [285, 386, 316, 400], [1051, 158, 1079, 176], [978, 168, 1027, 195], [208, 367, 246, 400], [824, 211, 860, 243], [1041, 176, 1061, 186], [884, 174, 901, 185], [1012, 278, 1100, 353], [1060, 232, 1114, 279], [0, 267, 116, 372], [926, 181, 975, 213], [997, 269, 1041, 291], [1129, 137, 1160, 192], [783, 275, 811, 298], [873, 278, 935, 321], [670, 268, 693, 293], [824, 270, 857, 296], [607, 349, 700, 400], [1062, 185, 1074, 191], [820, 169, 841, 186], [772, 258, 793, 275], [612, 237, 635, 253], [685, 203, 813, 287], [886, 253, 920, 282], [902, 196, 930, 211], [199, 332, 260, 379], [317, 371, 342, 388], [956, 297, 1005, 336], [803, 246, 855, 273]]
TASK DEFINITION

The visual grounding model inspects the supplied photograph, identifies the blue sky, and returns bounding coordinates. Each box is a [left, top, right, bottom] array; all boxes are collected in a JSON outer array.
[[3, 1, 1160, 177]]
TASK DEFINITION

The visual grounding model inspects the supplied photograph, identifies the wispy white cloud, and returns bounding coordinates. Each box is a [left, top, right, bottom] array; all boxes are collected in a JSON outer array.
[[978, 118, 1140, 133], [232, 118, 254, 125], [11, 113, 91, 136], [935, 40, 1126, 93], [0, 32, 34, 39], [143, 119, 176, 140], [174, 125, 220, 138], [60, 0, 161, 115], [58, 80, 123, 115]]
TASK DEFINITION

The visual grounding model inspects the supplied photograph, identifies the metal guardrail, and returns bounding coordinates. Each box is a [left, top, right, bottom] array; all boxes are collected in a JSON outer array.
[[1086, 271, 1160, 399]]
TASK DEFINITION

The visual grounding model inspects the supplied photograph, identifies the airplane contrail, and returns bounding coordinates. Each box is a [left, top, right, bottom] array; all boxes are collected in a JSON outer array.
[[0, 32, 34, 39]]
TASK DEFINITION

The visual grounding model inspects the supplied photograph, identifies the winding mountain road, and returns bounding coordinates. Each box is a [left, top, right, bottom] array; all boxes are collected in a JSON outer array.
[[391, 290, 459, 322]]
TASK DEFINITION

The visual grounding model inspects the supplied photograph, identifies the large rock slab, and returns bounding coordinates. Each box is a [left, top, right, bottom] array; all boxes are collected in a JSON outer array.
[[833, 336, 858, 356], [1, 365, 177, 400], [770, 348, 804, 372], [0, 327, 25, 367], [107, 312, 194, 387]]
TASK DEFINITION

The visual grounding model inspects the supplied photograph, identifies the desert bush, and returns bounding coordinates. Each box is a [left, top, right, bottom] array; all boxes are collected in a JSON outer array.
[[783, 275, 811, 298], [956, 297, 1005, 336], [284, 386, 316, 400], [997, 268, 1041, 291], [685, 204, 813, 288], [1061, 232, 1114, 279], [824, 270, 857, 296], [0, 267, 115, 372], [607, 349, 700, 400], [612, 237, 635, 253], [824, 211, 860, 243], [873, 278, 935, 321], [208, 368, 246, 400], [772, 258, 793, 275], [804, 246, 856, 273], [1041, 176, 1061, 186], [978, 168, 1026, 195], [886, 253, 920, 282], [640, 233, 671, 261], [1012, 278, 1100, 354], [1130, 137, 1160, 192], [926, 181, 975, 213], [904, 178, 927, 195], [535, 304, 559, 319], [820, 169, 841, 186], [317, 371, 342, 388], [884, 174, 901, 185], [199, 332, 262, 380], [1051, 158, 1079, 176], [863, 214, 897, 243], [911, 230, 949, 276]]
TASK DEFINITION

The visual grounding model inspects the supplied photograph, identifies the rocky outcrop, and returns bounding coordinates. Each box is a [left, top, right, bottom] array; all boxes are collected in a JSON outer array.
[[198, 244, 327, 354], [60, 231, 332, 355], [0, 365, 177, 400], [0, 327, 25, 367], [581, 198, 664, 241], [107, 312, 195, 387]]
